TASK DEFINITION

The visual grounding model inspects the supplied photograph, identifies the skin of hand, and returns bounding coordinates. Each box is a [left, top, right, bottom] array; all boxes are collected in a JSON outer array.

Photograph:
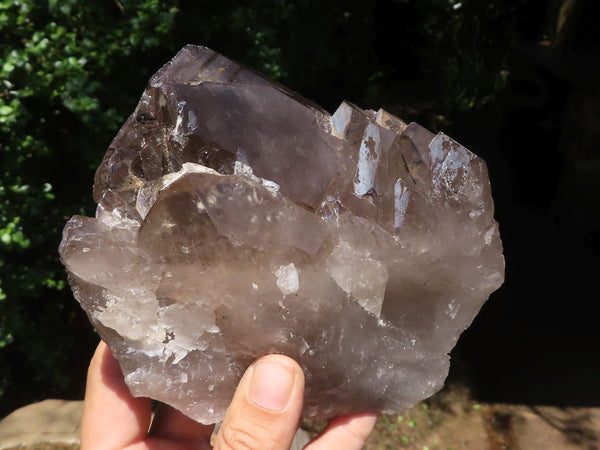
[[80, 341, 378, 449]]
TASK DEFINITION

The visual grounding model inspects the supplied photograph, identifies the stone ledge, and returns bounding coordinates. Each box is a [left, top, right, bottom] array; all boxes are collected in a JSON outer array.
[[0, 400, 82, 450]]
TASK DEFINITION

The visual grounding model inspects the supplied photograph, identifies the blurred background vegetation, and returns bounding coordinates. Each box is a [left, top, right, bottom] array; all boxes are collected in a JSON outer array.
[[1, 0, 598, 417]]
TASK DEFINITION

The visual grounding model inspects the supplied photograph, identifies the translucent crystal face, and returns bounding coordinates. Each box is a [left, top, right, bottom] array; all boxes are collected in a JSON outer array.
[[59, 45, 504, 423]]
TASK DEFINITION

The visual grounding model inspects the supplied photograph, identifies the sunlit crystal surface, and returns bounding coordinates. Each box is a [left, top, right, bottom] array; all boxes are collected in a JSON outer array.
[[59, 45, 504, 423]]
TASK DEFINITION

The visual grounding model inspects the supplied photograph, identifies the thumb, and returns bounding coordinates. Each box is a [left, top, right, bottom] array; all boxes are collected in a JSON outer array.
[[214, 354, 305, 450]]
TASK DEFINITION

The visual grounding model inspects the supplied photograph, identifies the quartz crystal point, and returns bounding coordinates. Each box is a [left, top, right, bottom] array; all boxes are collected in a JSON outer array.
[[59, 45, 504, 423]]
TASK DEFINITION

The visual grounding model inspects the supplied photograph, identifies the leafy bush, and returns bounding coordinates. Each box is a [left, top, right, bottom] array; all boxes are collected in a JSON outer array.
[[0, 0, 179, 405]]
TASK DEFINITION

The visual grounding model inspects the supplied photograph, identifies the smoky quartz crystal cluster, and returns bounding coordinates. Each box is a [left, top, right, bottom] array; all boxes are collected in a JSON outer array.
[[60, 45, 504, 423]]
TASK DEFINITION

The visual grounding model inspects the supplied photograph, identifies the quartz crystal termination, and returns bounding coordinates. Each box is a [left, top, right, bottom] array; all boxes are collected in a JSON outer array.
[[59, 45, 504, 424]]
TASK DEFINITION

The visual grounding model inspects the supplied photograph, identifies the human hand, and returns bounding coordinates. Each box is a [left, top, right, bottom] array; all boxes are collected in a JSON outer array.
[[80, 341, 377, 449]]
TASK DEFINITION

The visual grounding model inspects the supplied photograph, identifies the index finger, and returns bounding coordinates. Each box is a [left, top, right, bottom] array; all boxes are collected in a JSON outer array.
[[304, 412, 378, 450], [80, 341, 153, 449]]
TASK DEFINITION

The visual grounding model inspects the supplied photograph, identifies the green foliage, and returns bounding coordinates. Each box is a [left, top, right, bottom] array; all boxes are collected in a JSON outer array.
[[0, 0, 179, 406]]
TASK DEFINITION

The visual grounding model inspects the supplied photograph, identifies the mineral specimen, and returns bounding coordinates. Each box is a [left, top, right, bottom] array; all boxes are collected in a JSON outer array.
[[59, 45, 504, 424]]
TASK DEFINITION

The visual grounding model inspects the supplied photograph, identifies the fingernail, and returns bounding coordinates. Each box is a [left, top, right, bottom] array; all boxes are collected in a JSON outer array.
[[248, 358, 295, 411]]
